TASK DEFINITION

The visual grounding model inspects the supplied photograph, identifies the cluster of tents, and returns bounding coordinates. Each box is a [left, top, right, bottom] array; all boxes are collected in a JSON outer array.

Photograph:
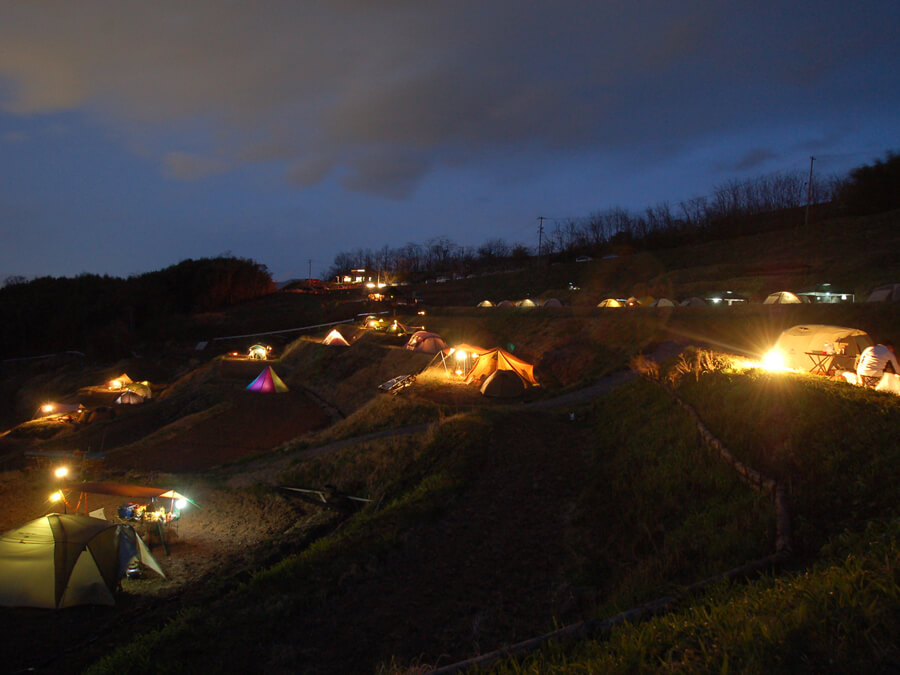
[[477, 298, 562, 308]]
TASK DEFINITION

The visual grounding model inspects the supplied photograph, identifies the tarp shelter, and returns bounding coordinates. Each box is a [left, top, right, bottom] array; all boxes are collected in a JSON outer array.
[[764, 291, 806, 304], [115, 390, 144, 405], [107, 374, 133, 390], [597, 298, 623, 308], [650, 298, 675, 307], [405, 331, 448, 354], [771, 324, 873, 372], [322, 329, 350, 347], [866, 283, 900, 303], [542, 298, 562, 308], [480, 369, 527, 398], [464, 348, 539, 389], [680, 296, 707, 307], [246, 366, 289, 393], [0, 514, 164, 609], [477, 300, 494, 307], [69, 482, 195, 506]]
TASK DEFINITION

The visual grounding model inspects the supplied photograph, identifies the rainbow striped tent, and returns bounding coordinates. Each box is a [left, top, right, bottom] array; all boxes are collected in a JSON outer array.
[[246, 366, 289, 393]]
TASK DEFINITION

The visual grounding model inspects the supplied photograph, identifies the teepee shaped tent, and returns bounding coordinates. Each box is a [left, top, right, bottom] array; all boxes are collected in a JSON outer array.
[[322, 329, 350, 346], [0, 514, 164, 609], [246, 366, 289, 393]]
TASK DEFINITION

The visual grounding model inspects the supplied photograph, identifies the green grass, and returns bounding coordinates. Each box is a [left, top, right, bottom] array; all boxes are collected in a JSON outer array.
[[497, 518, 900, 674]]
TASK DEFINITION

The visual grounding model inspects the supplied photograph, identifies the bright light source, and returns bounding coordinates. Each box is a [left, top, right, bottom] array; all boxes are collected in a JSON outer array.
[[762, 349, 787, 372], [418, 310, 426, 316], [41, 404, 54, 414], [455, 350, 467, 361], [455, 369, 463, 376], [365, 282, 376, 288], [49, 491, 62, 502], [54, 466, 69, 479], [175, 499, 187, 510]]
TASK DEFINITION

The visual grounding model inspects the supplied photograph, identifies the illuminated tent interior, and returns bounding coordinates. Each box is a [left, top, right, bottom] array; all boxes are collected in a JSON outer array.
[[248, 344, 269, 359], [597, 298, 623, 308], [405, 331, 448, 354], [764, 291, 806, 304], [464, 348, 539, 391], [771, 324, 873, 371], [246, 366, 289, 393], [477, 300, 494, 307], [107, 374, 133, 390], [0, 514, 164, 609], [125, 381, 152, 398], [322, 329, 350, 347], [516, 299, 536, 308]]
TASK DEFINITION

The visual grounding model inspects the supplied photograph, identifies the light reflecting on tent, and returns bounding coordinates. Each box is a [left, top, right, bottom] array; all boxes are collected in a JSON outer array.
[[246, 366, 289, 393]]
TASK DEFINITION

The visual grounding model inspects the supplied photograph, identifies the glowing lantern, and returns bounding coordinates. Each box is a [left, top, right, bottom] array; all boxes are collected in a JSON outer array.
[[455, 350, 468, 361], [110, 379, 122, 390], [762, 349, 787, 372], [49, 491, 63, 503], [54, 466, 69, 479], [175, 499, 187, 510], [41, 404, 54, 414]]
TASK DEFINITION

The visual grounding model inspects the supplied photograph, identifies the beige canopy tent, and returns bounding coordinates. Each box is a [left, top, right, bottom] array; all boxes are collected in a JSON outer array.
[[322, 329, 350, 346], [0, 514, 164, 608], [770, 324, 873, 371], [764, 291, 807, 304]]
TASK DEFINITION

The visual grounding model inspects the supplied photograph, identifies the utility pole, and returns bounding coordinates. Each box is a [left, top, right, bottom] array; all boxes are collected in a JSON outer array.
[[537, 216, 545, 259], [308, 259, 312, 281], [804, 156, 816, 229]]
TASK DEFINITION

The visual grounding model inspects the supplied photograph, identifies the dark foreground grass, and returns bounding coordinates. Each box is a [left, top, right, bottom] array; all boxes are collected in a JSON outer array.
[[673, 367, 900, 554], [566, 379, 774, 614], [85, 415, 492, 674], [497, 517, 900, 674]]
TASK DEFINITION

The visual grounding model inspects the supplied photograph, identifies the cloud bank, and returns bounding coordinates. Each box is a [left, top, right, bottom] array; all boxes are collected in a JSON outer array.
[[2, 1, 897, 200]]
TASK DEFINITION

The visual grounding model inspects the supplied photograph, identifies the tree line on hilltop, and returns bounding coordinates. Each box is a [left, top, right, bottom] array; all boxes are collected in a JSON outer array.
[[0, 257, 273, 360], [327, 152, 900, 282]]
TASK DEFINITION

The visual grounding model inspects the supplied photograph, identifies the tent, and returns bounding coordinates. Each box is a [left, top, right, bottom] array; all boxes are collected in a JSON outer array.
[[405, 331, 448, 354], [246, 366, 289, 393], [764, 291, 807, 304], [248, 344, 270, 359], [115, 391, 145, 405], [322, 329, 350, 347], [770, 324, 873, 371], [125, 381, 151, 399], [477, 300, 494, 307], [496, 300, 514, 308], [107, 374, 133, 390], [680, 296, 707, 307], [541, 298, 562, 308], [0, 514, 164, 609], [866, 283, 900, 303], [650, 298, 676, 307], [464, 348, 539, 390], [480, 369, 527, 398], [597, 298, 623, 308], [516, 299, 536, 308], [625, 296, 641, 307]]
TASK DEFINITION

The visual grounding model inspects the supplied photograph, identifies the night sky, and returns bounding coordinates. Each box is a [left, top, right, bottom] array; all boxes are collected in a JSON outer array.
[[2, 2, 898, 281]]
